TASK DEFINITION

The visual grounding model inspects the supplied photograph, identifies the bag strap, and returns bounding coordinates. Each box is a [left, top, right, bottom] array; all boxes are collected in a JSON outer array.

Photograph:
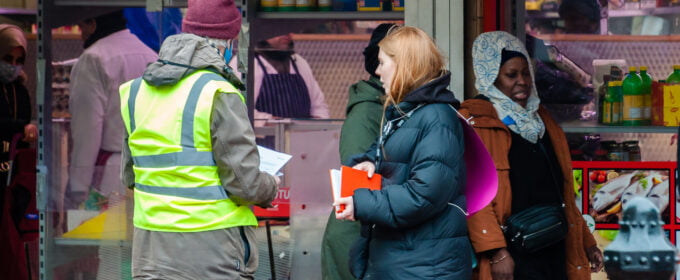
[[375, 103, 425, 169], [537, 141, 565, 207]]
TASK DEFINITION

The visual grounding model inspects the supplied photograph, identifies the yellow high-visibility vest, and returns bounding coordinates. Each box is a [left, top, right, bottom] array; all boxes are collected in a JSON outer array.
[[119, 70, 255, 232]]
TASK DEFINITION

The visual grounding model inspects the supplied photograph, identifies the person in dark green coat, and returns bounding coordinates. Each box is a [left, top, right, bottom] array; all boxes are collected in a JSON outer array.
[[321, 23, 393, 280]]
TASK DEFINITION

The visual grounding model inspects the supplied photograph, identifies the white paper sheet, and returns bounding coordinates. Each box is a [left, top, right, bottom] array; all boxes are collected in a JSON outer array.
[[257, 145, 292, 176]]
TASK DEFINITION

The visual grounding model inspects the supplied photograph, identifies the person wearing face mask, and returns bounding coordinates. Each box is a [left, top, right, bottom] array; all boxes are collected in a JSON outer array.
[[229, 33, 329, 130], [0, 23, 37, 280], [461, 31, 602, 280], [320, 23, 393, 280], [119, 0, 279, 278], [0, 24, 36, 190], [65, 10, 157, 280], [67, 10, 157, 210]]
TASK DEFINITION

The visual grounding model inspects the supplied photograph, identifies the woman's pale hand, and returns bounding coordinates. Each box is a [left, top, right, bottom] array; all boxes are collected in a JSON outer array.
[[586, 245, 603, 272], [22, 123, 37, 142], [490, 248, 514, 280], [352, 161, 375, 178], [334, 196, 355, 221]]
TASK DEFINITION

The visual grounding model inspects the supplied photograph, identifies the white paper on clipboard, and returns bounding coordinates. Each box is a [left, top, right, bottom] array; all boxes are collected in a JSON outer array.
[[257, 145, 292, 176]]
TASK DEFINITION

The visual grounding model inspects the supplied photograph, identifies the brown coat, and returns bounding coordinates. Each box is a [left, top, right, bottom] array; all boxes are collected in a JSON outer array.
[[460, 98, 597, 280]]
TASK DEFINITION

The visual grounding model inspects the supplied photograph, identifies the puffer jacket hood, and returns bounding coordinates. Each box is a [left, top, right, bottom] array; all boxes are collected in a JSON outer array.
[[143, 33, 229, 86], [386, 71, 460, 121], [346, 76, 384, 115], [402, 71, 460, 107]]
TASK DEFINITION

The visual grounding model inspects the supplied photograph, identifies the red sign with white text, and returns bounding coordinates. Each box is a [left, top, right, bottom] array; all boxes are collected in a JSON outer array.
[[254, 187, 290, 218]]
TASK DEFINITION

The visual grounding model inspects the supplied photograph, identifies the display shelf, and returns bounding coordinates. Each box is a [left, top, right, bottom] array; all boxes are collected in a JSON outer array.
[[256, 11, 403, 20], [560, 121, 678, 133], [526, 6, 680, 19], [53, 0, 186, 7], [54, 237, 130, 247], [608, 6, 680, 17], [0, 7, 35, 15]]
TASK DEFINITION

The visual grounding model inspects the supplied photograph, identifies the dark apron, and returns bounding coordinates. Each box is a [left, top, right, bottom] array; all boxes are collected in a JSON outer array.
[[254, 55, 312, 118]]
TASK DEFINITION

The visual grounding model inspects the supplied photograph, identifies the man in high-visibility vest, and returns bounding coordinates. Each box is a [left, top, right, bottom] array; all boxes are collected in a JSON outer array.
[[119, 1, 279, 279]]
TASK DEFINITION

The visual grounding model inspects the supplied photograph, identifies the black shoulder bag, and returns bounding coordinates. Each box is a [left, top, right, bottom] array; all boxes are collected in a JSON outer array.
[[502, 141, 569, 255]]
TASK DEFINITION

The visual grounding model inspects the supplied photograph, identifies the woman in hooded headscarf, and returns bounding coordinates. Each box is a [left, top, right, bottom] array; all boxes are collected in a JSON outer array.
[[0, 24, 36, 191], [461, 31, 602, 280]]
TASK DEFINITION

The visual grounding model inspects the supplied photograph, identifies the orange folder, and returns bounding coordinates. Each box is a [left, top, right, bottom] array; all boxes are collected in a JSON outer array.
[[329, 166, 382, 212]]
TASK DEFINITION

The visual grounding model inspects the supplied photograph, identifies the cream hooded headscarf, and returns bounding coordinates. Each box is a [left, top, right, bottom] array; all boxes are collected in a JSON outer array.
[[0, 24, 27, 61], [472, 31, 545, 143], [0, 24, 27, 84]]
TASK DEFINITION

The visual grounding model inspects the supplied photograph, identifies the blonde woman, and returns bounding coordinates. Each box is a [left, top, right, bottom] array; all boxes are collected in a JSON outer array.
[[335, 26, 471, 279]]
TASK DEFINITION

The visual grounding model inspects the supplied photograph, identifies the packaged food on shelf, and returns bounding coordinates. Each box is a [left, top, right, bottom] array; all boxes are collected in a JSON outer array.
[[392, 0, 404, 11], [358, 0, 382, 11], [332, 0, 357, 11], [623, 140, 642, 161], [651, 81, 680, 126]]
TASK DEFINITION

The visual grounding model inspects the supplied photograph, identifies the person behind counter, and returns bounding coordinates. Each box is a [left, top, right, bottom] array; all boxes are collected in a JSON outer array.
[[67, 10, 158, 208], [335, 26, 471, 280], [320, 23, 393, 280], [231, 33, 329, 121], [66, 10, 157, 280], [462, 31, 602, 280], [120, 0, 279, 278]]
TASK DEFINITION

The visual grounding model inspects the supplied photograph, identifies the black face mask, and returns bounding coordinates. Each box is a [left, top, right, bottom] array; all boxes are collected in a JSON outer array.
[[262, 50, 293, 61]]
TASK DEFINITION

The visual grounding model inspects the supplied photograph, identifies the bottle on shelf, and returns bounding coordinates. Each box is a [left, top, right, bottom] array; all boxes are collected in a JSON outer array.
[[261, 0, 278, 11], [606, 142, 629, 161], [278, 0, 296, 11], [623, 140, 642, 161], [639, 66, 653, 122], [603, 81, 623, 125], [597, 75, 611, 124], [318, 0, 332, 10], [667, 65, 680, 83], [622, 66, 646, 125], [295, 0, 314, 11]]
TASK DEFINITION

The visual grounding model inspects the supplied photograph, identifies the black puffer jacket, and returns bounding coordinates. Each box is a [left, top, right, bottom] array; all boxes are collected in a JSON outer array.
[[349, 72, 471, 279]]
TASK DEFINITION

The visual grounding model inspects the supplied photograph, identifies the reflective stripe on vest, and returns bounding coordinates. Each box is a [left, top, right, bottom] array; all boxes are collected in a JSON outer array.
[[120, 70, 255, 232]]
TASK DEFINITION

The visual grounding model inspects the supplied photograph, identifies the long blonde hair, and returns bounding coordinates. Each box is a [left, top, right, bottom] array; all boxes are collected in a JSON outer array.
[[378, 26, 446, 108], [376, 26, 446, 163]]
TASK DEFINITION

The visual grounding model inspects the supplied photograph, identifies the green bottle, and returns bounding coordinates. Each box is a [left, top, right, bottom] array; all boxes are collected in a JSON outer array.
[[639, 66, 652, 123], [622, 66, 645, 126], [667, 65, 680, 84], [603, 81, 623, 125]]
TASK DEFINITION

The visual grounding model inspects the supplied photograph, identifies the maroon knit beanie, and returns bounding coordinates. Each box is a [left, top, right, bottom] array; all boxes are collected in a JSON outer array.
[[182, 0, 241, 40]]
